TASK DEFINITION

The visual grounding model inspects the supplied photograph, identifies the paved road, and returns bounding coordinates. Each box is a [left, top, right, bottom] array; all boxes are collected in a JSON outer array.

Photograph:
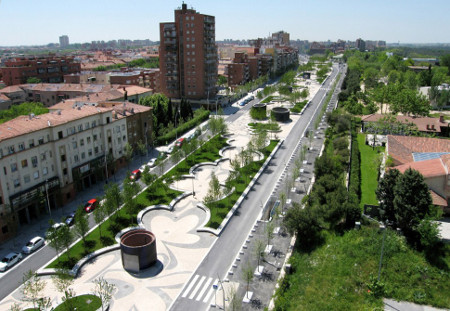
[[170, 63, 344, 311]]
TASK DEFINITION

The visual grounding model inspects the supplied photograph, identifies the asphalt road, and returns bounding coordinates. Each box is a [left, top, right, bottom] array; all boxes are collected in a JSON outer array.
[[170, 63, 344, 311]]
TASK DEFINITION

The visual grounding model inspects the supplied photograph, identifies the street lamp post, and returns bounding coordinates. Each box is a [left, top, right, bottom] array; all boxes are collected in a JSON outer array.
[[175, 107, 181, 141], [191, 177, 195, 197], [45, 180, 51, 217]]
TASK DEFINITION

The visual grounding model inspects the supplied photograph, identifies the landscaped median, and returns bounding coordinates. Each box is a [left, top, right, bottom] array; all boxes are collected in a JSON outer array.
[[44, 134, 229, 271]]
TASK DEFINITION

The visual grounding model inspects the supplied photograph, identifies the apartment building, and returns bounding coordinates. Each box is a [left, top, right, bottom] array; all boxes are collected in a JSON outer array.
[[227, 51, 273, 88], [159, 3, 218, 100], [0, 101, 152, 242], [1, 56, 81, 86], [59, 35, 70, 48], [0, 83, 152, 109]]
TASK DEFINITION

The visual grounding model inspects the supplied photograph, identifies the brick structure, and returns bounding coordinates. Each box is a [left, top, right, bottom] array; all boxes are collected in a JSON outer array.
[[1, 56, 81, 86], [159, 3, 218, 100]]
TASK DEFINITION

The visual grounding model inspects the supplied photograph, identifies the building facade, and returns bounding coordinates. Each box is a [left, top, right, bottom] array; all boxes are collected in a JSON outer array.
[[159, 3, 218, 100], [0, 101, 152, 242], [59, 35, 70, 48], [1, 56, 81, 86]]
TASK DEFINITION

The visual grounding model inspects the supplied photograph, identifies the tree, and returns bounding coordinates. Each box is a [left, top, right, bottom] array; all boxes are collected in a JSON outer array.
[[92, 277, 116, 311], [94, 203, 106, 240], [74, 207, 89, 248], [207, 172, 221, 201], [279, 192, 287, 214], [284, 203, 324, 252], [241, 261, 255, 299], [393, 168, 433, 239], [59, 224, 74, 260], [124, 143, 133, 169], [52, 270, 75, 311], [376, 168, 401, 225], [47, 221, 64, 261], [26, 77, 41, 84], [104, 183, 122, 219], [253, 239, 265, 270], [142, 166, 157, 185], [136, 140, 146, 163], [123, 177, 141, 224], [21, 270, 51, 310]]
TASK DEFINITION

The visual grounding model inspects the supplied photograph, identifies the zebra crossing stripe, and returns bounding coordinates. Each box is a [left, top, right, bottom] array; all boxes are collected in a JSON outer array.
[[182, 274, 199, 298], [196, 277, 213, 301], [203, 279, 218, 303], [189, 275, 206, 299]]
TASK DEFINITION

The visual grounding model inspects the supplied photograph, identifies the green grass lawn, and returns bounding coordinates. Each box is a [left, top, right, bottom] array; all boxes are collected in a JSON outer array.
[[248, 122, 281, 132], [274, 226, 450, 311], [358, 134, 384, 208], [205, 140, 278, 228], [261, 95, 274, 103], [53, 294, 101, 311]]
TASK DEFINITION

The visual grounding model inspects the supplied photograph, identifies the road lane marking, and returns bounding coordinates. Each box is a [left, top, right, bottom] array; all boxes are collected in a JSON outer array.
[[189, 275, 206, 300], [182, 274, 199, 298], [203, 279, 218, 303], [196, 277, 213, 301]]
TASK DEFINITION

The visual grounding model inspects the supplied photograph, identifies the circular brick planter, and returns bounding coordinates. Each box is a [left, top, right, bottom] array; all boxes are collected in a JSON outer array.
[[271, 107, 290, 122], [120, 229, 157, 274]]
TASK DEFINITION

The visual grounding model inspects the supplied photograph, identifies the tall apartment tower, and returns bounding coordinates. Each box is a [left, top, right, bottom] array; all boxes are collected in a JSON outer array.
[[159, 3, 217, 100], [59, 35, 69, 48]]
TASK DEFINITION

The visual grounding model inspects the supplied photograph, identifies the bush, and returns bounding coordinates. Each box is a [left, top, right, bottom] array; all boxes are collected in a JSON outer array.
[[250, 106, 267, 120], [349, 120, 361, 200]]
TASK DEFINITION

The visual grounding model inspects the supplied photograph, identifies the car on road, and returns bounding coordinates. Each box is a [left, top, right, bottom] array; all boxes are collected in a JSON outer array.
[[64, 212, 76, 226], [130, 169, 141, 181], [148, 158, 156, 167], [84, 199, 98, 213], [239, 101, 246, 106], [22, 236, 45, 254], [167, 145, 174, 154], [0, 252, 22, 272], [175, 137, 185, 148], [248, 95, 255, 101], [46, 222, 66, 238]]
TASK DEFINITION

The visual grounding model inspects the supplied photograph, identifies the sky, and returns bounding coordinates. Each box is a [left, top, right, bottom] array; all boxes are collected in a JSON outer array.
[[0, 0, 449, 46]]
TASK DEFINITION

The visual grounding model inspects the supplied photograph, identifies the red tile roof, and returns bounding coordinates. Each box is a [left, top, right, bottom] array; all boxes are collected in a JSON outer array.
[[393, 158, 446, 178], [387, 135, 450, 165], [430, 190, 447, 206], [361, 114, 448, 133]]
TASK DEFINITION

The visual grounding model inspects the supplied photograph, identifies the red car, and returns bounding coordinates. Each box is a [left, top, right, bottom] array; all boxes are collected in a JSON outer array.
[[175, 137, 185, 148], [84, 199, 98, 213], [130, 169, 141, 181]]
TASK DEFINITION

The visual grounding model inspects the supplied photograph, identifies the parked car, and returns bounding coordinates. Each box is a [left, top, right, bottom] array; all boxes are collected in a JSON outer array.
[[64, 212, 76, 226], [148, 158, 156, 167], [46, 222, 65, 238], [175, 137, 185, 148], [239, 101, 246, 106], [167, 145, 174, 154], [0, 252, 22, 272], [84, 199, 98, 213], [22, 236, 45, 254], [130, 169, 141, 181]]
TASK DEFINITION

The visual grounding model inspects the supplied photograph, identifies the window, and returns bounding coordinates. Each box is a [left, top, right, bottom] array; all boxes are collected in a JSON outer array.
[[187, 44, 190, 48], [43, 167, 48, 175], [21, 159, 28, 168], [8, 146, 15, 154], [29, 139, 35, 148], [14, 179, 20, 188], [94, 146, 99, 154], [24, 175, 30, 183], [40, 153, 46, 161], [123, 135, 126, 141], [74, 155, 79, 162], [3, 167, 6, 175], [11, 163, 17, 172], [67, 127, 75, 135], [80, 139, 84, 146], [72, 141, 77, 149], [192, 37, 195, 42], [38, 137, 44, 145], [191, 30, 194, 34], [58, 131, 63, 139], [191, 23, 194, 27], [187, 38, 190, 42], [33, 171, 39, 179], [186, 16, 189, 20], [31, 156, 38, 168], [85, 122, 90, 129], [92, 121, 97, 128], [61, 154, 66, 162], [78, 124, 83, 132], [122, 124, 125, 131], [81, 152, 86, 159], [191, 16, 194, 20], [191, 44, 195, 48], [18, 142, 25, 151], [106, 117, 110, 124], [192, 51, 195, 55], [118, 137, 121, 143], [108, 136, 112, 143], [63, 168, 68, 175], [88, 149, 93, 157], [87, 137, 91, 144], [93, 134, 97, 141]]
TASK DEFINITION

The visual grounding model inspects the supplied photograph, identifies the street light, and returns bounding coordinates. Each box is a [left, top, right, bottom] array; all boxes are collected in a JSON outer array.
[[175, 107, 181, 141], [45, 179, 51, 217], [191, 177, 195, 197]]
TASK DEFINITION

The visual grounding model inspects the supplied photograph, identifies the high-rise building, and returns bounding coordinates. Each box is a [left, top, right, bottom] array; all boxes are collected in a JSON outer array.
[[159, 3, 217, 100], [59, 35, 69, 48]]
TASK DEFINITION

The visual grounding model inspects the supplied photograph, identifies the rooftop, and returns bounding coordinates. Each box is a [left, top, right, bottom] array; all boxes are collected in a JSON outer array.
[[361, 114, 449, 133]]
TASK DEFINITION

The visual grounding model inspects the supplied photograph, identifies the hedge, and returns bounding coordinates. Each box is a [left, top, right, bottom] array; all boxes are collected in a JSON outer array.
[[348, 119, 361, 201]]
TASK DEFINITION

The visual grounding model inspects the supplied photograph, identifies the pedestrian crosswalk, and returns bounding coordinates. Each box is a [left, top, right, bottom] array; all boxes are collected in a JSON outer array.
[[180, 274, 218, 304]]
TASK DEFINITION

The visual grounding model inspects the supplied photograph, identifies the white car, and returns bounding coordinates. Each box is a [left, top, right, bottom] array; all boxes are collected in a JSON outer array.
[[46, 222, 65, 238], [22, 236, 45, 254], [167, 145, 174, 154], [148, 158, 156, 167], [0, 252, 22, 272]]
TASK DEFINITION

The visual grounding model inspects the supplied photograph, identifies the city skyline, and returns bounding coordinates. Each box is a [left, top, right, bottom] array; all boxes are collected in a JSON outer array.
[[0, 0, 450, 46]]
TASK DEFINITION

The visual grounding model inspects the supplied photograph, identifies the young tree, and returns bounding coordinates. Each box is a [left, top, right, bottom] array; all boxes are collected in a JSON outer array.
[[104, 183, 122, 219], [123, 177, 141, 224], [58, 224, 74, 260], [92, 277, 116, 311], [142, 166, 157, 185], [265, 221, 275, 246], [376, 168, 401, 225], [94, 203, 106, 240], [207, 172, 221, 201], [52, 270, 75, 310], [21, 270, 51, 310], [241, 261, 255, 299], [124, 143, 133, 169], [253, 239, 265, 270], [47, 221, 63, 262], [136, 140, 146, 163], [74, 207, 89, 248]]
